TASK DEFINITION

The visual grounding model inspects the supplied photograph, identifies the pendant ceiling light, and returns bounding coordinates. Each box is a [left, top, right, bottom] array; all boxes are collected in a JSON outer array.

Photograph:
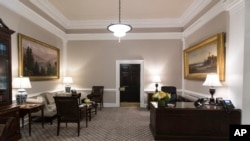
[[108, 0, 132, 40]]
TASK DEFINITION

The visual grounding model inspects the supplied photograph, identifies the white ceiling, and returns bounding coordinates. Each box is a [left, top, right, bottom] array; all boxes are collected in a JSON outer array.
[[19, 0, 213, 31]]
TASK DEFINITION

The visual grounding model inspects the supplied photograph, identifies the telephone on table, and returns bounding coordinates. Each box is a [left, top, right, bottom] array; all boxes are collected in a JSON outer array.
[[194, 97, 235, 112], [194, 98, 208, 107], [220, 99, 235, 112]]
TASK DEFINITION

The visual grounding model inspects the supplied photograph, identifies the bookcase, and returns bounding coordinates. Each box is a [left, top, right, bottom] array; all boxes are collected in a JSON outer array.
[[0, 19, 14, 106]]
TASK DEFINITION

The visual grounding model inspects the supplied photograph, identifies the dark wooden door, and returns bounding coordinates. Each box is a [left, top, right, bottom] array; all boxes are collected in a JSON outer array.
[[120, 64, 140, 102]]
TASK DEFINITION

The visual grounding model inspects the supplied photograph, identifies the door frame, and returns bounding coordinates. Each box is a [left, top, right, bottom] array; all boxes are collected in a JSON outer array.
[[116, 60, 144, 107]]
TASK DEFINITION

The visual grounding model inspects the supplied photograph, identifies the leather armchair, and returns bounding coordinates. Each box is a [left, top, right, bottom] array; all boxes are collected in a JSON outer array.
[[161, 86, 177, 103], [87, 86, 104, 110]]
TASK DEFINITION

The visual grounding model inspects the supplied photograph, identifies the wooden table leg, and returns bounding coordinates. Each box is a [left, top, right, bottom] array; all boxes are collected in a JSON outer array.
[[85, 106, 88, 127], [41, 108, 44, 128], [21, 117, 24, 128], [28, 112, 31, 136]]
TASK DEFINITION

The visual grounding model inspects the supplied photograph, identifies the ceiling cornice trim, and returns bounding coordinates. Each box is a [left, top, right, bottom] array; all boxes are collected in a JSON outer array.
[[30, 0, 70, 27], [181, 0, 212, 26], [30, 0, 205, 29], [183, 0, 243, 37], [68, 18, 182, 29], [0, 0, 66, 40], [67, 32, 182, 41]]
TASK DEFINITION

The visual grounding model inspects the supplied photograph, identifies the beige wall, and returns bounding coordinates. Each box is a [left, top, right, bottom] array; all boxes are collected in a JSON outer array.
[[184, 12, 228, 98], [1, 0, 249, 123], [0, 4, 64, 97], [67, 40, 182, 103]]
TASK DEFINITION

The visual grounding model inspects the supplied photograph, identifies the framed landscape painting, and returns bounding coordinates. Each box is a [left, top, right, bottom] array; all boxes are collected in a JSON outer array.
[[18, 33, 60, 81], [184, 32, 225, 81]]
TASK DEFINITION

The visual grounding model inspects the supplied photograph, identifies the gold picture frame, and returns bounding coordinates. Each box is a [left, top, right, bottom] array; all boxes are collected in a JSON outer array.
[[184, 32, 225, 81], [18, 33, 60, 81]]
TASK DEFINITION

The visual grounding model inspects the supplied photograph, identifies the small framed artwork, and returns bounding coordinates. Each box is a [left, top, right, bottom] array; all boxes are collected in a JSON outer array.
[[183, 32, 225, 81], [18, 33, 60, 81]]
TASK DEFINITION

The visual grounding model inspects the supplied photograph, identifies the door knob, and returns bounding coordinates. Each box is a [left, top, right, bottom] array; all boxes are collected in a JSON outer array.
[[119, 87, 125, 91], [119, 86, 128, 91]]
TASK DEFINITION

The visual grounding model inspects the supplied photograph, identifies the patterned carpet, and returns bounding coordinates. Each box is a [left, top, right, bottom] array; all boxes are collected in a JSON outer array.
[[19, 107, 155, 141]]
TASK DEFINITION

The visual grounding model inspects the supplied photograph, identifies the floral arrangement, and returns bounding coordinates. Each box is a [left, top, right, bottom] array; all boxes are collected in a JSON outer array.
[[152, 91, 171, 106]]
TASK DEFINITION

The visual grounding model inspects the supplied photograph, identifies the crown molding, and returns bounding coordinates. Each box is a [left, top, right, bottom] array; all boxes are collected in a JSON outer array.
[[30, 0, 71, 27], [183, 0, 244, 37], [1, 0, 243, 41], [30, 0, 206, 29], [181, 0, 212, 26], [0, 0, 66, 40], [67, 32, 182, 41]]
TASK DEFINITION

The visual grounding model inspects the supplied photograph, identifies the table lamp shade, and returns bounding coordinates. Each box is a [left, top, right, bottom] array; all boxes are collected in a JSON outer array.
[[12, 77, 31, 89], [153, 76, 161, 83], [203, 74, 222, 87], [63, 77, 73, 84]]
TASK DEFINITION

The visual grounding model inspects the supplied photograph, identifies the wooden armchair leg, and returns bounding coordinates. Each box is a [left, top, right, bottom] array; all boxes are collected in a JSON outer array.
[[57, 121, 60, 136]]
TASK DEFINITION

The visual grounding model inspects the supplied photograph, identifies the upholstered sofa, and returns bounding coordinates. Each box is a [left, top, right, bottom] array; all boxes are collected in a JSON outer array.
[[26, 92, 57, 124]]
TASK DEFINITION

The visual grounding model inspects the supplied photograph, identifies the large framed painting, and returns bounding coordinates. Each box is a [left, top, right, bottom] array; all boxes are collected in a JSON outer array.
[[18, 33, 60, 81], [184, 32, 225, 81]]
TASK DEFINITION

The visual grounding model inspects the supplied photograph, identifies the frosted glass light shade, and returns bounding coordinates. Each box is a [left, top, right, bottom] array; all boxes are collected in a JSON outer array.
[[108, 23, 132, 37]]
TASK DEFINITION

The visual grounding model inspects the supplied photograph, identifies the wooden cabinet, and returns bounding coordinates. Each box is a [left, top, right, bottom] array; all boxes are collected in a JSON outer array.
[[0, 19, 14, 106], [0, 104, 21, 141], [150, 102, 241, 141], [0, 19, 20, 141]]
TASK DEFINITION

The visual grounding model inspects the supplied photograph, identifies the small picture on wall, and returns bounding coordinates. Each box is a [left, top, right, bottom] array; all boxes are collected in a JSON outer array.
[[18, 33, 60, 81], [184, 32, 225, 81]]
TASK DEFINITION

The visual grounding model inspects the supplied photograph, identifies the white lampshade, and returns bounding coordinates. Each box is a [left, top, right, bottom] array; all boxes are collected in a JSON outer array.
[[203, 74, 222, 87], [63, 77, 73, 84], [12, 77, 31, 89], [153, 76, 161, 83]]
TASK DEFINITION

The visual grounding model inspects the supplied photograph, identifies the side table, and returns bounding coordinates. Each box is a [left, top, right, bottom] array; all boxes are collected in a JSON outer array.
[[19, 104, 44, 136], [82, 101, 98, 121]]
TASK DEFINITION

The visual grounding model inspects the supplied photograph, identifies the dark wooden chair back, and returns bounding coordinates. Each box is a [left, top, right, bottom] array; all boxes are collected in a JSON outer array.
[[92, 86, 104, 96], [161, 86, 177, 103], [54, 96, 82, 136], [87, 86, 104, 110]]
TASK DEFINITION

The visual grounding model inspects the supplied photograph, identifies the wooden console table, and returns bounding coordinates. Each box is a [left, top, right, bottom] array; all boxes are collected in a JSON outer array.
[[149, 102, 241, 141], [19, 104, 44, 136]]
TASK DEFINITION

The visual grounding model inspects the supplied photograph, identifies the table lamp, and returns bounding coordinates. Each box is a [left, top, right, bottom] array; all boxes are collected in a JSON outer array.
[[63, 77, 73, 93], [12, 76, 32, 104], [153, 76, 161, 92], [202, 73, 222, 104]]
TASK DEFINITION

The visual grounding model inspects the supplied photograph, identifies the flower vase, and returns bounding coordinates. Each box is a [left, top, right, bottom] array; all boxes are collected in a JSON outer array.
[[158, 99, 165, 107]]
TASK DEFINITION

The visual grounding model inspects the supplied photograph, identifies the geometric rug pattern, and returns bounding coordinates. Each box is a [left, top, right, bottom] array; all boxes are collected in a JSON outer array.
[[19, 107, 155, 141]]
